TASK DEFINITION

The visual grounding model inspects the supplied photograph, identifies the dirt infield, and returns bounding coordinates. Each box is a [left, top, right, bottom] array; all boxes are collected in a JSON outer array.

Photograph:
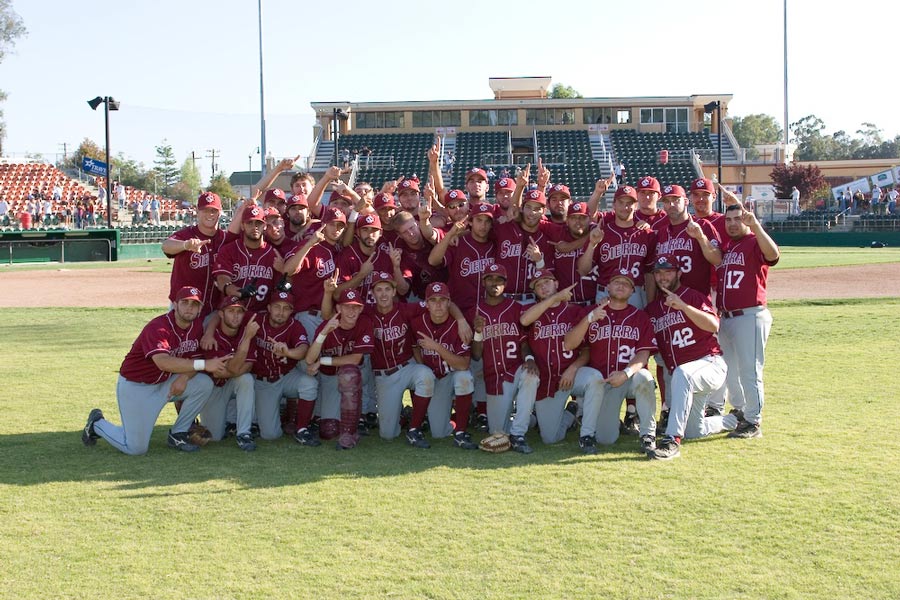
[[0, 262, 896, 308]]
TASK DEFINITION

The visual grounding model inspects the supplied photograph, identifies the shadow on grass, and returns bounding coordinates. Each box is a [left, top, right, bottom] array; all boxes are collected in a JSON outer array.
[[0, 425, 656, 492]]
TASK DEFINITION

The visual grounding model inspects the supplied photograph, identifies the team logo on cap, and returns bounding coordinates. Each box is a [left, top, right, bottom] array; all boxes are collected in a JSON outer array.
[[526, 190, 540, 199], [432, 284, 442, 292], [249, 207, 262, 217], [499, 178, 509, 186], [362, 335, 371, 343], [664, 185, 673, 194], [573, 203, 582, 211], [277, 291, 289, 300], [449, 190, 461, 199], [642, 178, 650, 187], [553, 185, 562, 192], [190, 287, 200, 296], [489, 264, 500, 272], [469, 168, 480, 174], [479, 204, 489, 212], [695, 180, 704, 188], [345, 290, 358, 300], [401, 181, 411, 188], [362, 215, 375, 225]]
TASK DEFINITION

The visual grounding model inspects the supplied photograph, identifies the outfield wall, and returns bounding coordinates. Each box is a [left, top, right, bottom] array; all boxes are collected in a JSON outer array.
[[770, 231, 900, 247], [118, 243, 166, 260]]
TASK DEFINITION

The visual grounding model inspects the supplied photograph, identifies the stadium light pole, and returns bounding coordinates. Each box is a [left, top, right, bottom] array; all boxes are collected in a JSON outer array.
[[704, 100, 723, 212], [258, 0, 267, 178], [87, 96, 120, 228], [783, 0, 789, 161]]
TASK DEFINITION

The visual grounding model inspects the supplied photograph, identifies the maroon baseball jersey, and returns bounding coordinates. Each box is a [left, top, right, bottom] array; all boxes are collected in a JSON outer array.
[[439, 235, 495, 311], [291, 240, 339, 313], [492, 220, 561, 295], [585, 304, 656, 376], [653, 219, 721, 296], [695, 211, 727, 243], [288, 219, 325, 244], [646, 285, 721, 372], [213, 238, 280, 313], [251, 313, 310, 380], [337, 240, 404, 305], [527, 301, 589, 399], [715, 233, 778, 312], [118, 311, 204, 385], [365, 301, 427, 370], [636, 209, 667, 228], [164, 227, 236, 316], [410, 315, 470, 379], [397, 233, 446, 299], [553, 229, 597, 304], [205, 324, 256, 387], [468, 299, 526, 395], [591, 221, 656, 288], [379, 229, 400, 251], [268, 235, 302, 261], [313, 316, 375, 376]]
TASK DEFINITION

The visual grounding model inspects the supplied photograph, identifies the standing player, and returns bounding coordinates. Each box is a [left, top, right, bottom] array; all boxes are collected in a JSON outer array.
[[199, 296, 258, 451], [410, 282, 477, 450], [546, 184, 572, 225], [470, 264, 539, 454], [635, 176, 667, 227], [717, 204, 779, 439], [336, 212, 409, 303], [689, 178, 728, 241], [553, 201, 598, 306], [519, 270, 593, 447], [162, 192, 232, 318], [645, 256, 739, 460], [493, 188, 558, 302], [291, 206, 345, 340], [82, 287, 230, 455], [564, 275, 658, 454], [249, 291, 319, 444], [305, 289, 374, 450], [427, 205, 496, 312]]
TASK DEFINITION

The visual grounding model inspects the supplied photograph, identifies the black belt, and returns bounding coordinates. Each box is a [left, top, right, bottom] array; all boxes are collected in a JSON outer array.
[[306, 309, 322, 317], [258, 374, 283, 383], [507, 292, 535, 302], [374, 359, 412, 377], [721, 305, 763, 319]]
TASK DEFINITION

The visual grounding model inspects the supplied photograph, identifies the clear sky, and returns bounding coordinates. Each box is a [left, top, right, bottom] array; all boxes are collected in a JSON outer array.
[[1, 0, 895, 185]]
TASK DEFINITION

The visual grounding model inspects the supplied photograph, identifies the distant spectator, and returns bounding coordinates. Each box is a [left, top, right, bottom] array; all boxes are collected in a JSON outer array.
[[871, 185, 882, 215], [614, 161, 625, 185], [486, 167, 496, 181], [42, 198, 53, 226], [0, 197, 9, 223], [341, 148, 350, 169], [500, 167, 510, 179], [150, 195, 161, 225], [141, 194, 150, 223], [887, 187, 898, 215], [52, 184, 62, 201], [115, 182, 127, 209], [790, 186, 800, 215], [130, 199, 141, 225], [841, 188, 851, 212]]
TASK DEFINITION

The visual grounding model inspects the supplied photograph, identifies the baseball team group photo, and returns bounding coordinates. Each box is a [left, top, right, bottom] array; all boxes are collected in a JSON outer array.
[[2, 1, 899, 598]]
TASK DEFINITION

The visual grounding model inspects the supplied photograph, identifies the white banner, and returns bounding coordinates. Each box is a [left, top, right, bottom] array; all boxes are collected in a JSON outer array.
[[893, 166, 900, 183], [831, 177, 872, 200], [750, 185, 777, 200], [870, 169, 894, 188]]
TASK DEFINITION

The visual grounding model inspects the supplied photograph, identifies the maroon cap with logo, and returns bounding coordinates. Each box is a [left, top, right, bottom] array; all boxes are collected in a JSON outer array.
[[264, 188, 286, 203], [691, 178, 716, 194], [242, 204, 266, 223], [286, 194, 308, 208], [548, 184, 571, 199], [398, 179, 420, 194], [197, 192, 222, 211], [337, 289, 364, 305], [218, 295, 247, 310], [444, 190, 468, 205], [529, 269, 557, 289], [472, 202, 495, 219], [357, 213, 381, 230], [652, 254, 679, 271], [425, 282, 451, 299], [661, 184, 687, 198], [373, 193, 396, 210], [495, 177, 516, 191], [466, 168, 488, 182], [614, 186, 638, 201], [567, 202, 589, 216], [322, 206, 347, 224], [482, 263, 508, 279], [176, 286, 203, 303], [636, 176, 661, 193], [522, 188, 546, 206], [270, 290, 295, 306]]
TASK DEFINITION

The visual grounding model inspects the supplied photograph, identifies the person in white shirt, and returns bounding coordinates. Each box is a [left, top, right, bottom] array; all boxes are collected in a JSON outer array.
[[790, 186, 800, 214]]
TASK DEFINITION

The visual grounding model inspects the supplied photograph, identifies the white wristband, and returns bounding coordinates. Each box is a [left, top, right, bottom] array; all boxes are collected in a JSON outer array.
[[193, 359, 206, 372], [524, 355, 535, 362], [315, 333, 328, 345], [320, 356, 333, 366], [472, 332, 483, 342], [348, 210, 359, 223], [535, 258, 545, 269], [587, 310, 594, 322], [623, 366, 634, 378]]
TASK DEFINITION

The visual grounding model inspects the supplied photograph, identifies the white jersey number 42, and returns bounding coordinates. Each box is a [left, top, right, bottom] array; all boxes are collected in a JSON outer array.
[[671, 327, 695, 348]]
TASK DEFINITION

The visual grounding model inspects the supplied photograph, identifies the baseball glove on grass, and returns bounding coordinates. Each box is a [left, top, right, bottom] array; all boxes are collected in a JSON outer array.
[[188, 423, 212, 447], [478, 432, 511, 453]]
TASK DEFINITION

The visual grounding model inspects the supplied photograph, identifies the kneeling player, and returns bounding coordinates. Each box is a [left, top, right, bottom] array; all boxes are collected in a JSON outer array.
[[564, 274, 658, 455]]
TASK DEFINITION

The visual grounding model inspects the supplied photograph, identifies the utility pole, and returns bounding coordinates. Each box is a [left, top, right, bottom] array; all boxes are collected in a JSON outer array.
[[58, 142, 68, 164], [205, 149, 220, 178]]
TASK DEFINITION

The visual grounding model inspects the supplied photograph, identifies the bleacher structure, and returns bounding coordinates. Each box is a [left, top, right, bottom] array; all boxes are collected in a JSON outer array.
[[609, 130, 711, 189], [336, 133, 433, 191]]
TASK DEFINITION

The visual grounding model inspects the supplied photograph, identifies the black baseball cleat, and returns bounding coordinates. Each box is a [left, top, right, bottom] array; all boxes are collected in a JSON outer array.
[[406, 428, 430, 449], [357, 417, 370, 436], [509, 434, 534, 455], [728, 421, 762, 439], [704, 406, 723, 417], [82, 408, 104, 446], [650, 437, 680, 460], [621, 412, 639, 435], [223, 422, 237, 438], [236, 433, 257, 452], [453, 431, 478, 450], [365, 412, 379, 430], [249, 423, 261, 439], [578, 435, 599, 455], [167, 430, 200, 452], [729, 408, 745, 422], [475, 413, 489, 432], [656, 410, 669, 436], [565, 401, 580, 430], [294, 428, 322, 447], [639, 434, 657, 455]]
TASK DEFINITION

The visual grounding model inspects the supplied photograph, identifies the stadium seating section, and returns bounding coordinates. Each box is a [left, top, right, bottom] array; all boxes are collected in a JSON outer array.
[[337, 133, 433, 192], [610, 130, 711, 189]]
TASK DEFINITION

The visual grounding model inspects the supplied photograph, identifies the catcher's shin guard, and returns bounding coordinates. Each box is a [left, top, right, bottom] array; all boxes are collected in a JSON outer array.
[[337, 365, 362, 448]]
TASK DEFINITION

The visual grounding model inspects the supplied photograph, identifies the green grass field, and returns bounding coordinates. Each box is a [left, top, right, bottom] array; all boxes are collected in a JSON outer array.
[[1, 299, 899, 599]]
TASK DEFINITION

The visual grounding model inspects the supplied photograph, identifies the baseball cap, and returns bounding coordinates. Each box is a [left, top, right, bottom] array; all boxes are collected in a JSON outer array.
[[608, 272, 636, 288], [522, 188, 546, 206], [529, 269, 557, 289], [691, 178, 716, 194], [328, 190, 352, 204], [652, 254, 679, 271], [242, 204, 266, 223], [357, 213, 381, 230], [373, 192, 396, 210], [425, 282, 451, 299], [397, 179, 420, 194], [322, 206, 347, 224], [567, 202, 589, 217], [197, 192, 222, 211], [264, 188, 286, 203], [337, 289, 365, 305], [175, 286, 203, 303], [444, 189, 468, 206], [495, 177, 516, 192], [614, 186, 638, 202], [372, 271, 396, 288], [466, 168, 488, 182], [270, 290, 295, 306], [264, 207, 281, 219], [661, 184, 687, 198], [218, 295, 247, 310], [482, 263, 508, 279], [548, 184, 571, 199], [636, 176, 661, 193], [471, 202, 495, 219], [285, 194, 308, 209]]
